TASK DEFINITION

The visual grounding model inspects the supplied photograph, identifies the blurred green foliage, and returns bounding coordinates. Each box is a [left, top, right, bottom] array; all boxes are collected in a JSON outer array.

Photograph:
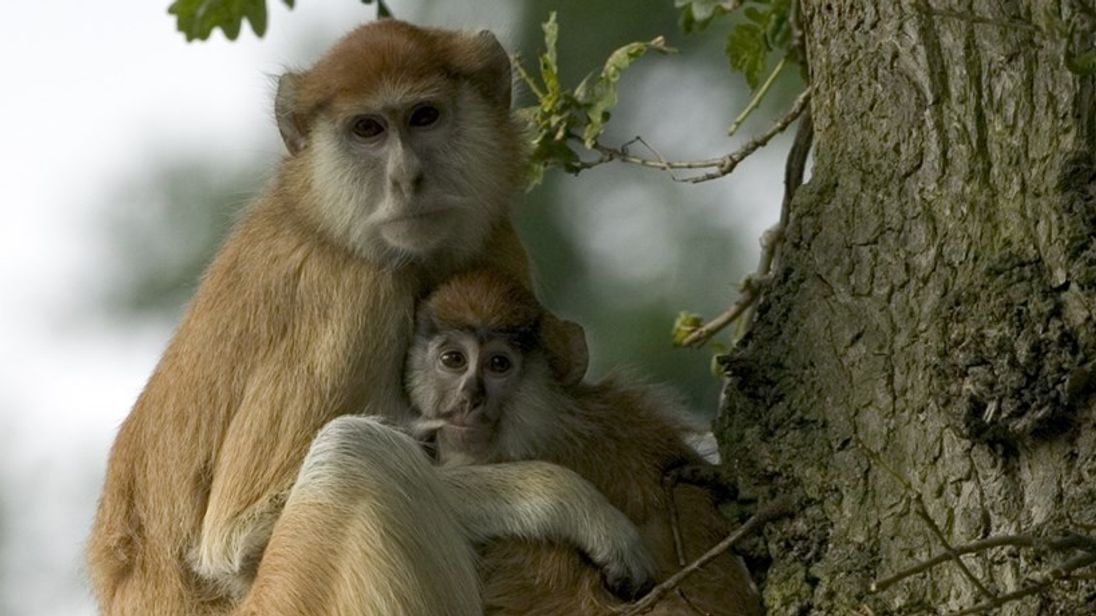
[[169, 0, 286, 41], [102, 157, 266, 320]]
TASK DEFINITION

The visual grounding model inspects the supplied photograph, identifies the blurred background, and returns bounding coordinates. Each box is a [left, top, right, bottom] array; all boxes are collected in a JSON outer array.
[[0, 1, 799, 613]]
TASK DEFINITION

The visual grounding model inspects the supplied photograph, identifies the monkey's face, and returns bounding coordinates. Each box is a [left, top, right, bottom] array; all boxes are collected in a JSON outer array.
[[407, 331, 530, 463], [307, 80, 511, 265]]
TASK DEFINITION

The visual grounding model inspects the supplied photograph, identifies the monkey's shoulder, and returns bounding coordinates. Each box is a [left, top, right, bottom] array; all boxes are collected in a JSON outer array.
[[562, 376, 705, 472]]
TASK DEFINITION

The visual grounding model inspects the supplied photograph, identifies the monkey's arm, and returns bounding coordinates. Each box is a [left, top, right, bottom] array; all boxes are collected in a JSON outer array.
[[235, 416, 482, 616], [188, 354, 341, 595], [440, 462, 658, 598], [190, 264, 415, 595]]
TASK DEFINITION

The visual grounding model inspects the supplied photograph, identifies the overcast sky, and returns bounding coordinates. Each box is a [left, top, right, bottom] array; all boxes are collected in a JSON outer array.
[[0, 2, 785, 614]]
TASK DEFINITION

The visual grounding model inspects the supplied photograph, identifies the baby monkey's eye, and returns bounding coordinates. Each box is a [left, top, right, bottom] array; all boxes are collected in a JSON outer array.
[[440, 350, 466, 370], [409, 104, 441, 128], [487, 354, 512, 374]]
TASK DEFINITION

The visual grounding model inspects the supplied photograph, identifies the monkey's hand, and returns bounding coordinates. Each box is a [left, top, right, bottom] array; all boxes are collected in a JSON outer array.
[[440, 461, 658, 599], [599, 535, 658, 601]]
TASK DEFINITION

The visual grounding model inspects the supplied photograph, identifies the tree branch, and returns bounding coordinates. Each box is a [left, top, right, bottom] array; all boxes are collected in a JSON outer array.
[[575, 87, 812, 184], [859, 437, 1096, 612], [684, 87, 812, 184], [872, 535, 1037, 593], [678, 274, 767, 347], [618, 496, 797, 615], [728, 58, 788, 136], [678, 104, 814, 347], [950, 551, 1096, 615]]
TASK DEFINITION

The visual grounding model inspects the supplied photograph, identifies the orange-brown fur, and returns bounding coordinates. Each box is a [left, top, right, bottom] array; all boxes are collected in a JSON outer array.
[[478, 381, 762, 615], [416, 271, 763, 615], [86, 20, 529, 615]]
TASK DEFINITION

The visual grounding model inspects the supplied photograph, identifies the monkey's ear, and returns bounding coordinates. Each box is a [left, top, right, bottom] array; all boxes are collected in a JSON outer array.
[[414, 305, 440, 340], [468, 30, 512, 109], [543, 315, 588, 387], [275, 72, 308, 155]]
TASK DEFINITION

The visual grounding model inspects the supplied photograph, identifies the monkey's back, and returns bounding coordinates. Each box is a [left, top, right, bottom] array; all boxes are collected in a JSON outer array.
[[479, 375, 763, 615]]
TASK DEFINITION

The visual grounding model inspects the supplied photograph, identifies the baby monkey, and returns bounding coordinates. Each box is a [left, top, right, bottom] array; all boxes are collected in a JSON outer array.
[[407, 270, 764, 615]]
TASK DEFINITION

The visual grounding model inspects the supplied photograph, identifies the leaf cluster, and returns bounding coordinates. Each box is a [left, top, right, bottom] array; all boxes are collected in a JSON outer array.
[[167, 0, 391, 41], [168, 0, 287, 41], [678, 0, 796, 89], [516, 13, 673, 187]]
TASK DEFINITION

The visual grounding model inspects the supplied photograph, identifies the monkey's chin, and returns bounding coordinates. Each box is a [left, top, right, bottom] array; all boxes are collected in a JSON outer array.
[[378, 212, 459, 257]]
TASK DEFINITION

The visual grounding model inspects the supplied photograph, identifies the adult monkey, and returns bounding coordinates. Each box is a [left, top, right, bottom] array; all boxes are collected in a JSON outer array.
[[87, 20, 654, 616]]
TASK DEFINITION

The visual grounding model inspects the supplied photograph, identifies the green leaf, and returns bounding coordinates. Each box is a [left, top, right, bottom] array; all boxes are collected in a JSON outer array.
[[542, 11, 559, 72], [726, 22, 768, 89], [359, 0, 393, 18], [743, 6, 766, 24], [674, 0, 742, 32], [575, 36, 673, 147], [518, 12, 587, 188], [672, 312, 704, 346], [168, 0, 276, 41], [517, 12, 673, 185]]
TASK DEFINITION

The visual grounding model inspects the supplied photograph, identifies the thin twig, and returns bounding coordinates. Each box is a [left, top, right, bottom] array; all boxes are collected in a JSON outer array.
[[626, 135, 684, 181], [509, 54, 545, 101], [584, 140, 722, 171], [729, 57, 788, 136], [576, 87, 812, 183], [950, 552, 1096, 615], [619, 496, 797, 615], [779, 106, 813, 230], [684, 87, 812, 183], [664, 463, 739, 502], [662, 474, 688, 567], [874, 532, 1096, 593], [910, 499, 996, 599], [679, 287, 760, 348], [854, 436, 995, 600], [679, 104, 814, 347], [675, 588, 712, 615], [872, 535, 1037, 592], [661, 463, 740, 566]]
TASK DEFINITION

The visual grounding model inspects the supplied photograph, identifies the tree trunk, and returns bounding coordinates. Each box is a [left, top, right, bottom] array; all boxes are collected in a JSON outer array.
[[718, 1, 1096, 613]]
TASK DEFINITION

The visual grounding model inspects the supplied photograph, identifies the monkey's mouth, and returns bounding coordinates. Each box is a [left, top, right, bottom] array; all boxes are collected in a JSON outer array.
[[381, 207, 455, 225], [438, 416, 493, 448]]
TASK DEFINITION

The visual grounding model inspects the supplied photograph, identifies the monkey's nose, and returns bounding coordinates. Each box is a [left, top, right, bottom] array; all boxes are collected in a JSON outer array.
[[458, 393, 484, 415], [390, 171, 425, 197], [458, 377, 485, 410]]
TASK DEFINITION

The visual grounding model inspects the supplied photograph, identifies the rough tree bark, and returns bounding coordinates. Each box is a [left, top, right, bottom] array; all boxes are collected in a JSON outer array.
[[718, 1, 1096, 614]]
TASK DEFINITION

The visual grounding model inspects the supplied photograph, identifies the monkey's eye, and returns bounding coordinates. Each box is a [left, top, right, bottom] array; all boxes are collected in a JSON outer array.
[[487, 354, 512, 374], [439, 350, 467, 370], [408, 105, 441, 128], [349, 116, 385, 140]]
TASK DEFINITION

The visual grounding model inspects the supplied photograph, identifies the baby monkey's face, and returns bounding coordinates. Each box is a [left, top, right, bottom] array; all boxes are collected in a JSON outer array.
[[408, 330, 527, 464]]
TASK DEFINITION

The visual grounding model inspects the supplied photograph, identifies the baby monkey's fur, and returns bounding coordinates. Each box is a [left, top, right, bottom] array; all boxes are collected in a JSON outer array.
[[409, 270, 764, 615]]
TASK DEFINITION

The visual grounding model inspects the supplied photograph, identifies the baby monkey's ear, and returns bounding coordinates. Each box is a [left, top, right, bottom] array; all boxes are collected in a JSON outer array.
[[542, 315, 589, 387]]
